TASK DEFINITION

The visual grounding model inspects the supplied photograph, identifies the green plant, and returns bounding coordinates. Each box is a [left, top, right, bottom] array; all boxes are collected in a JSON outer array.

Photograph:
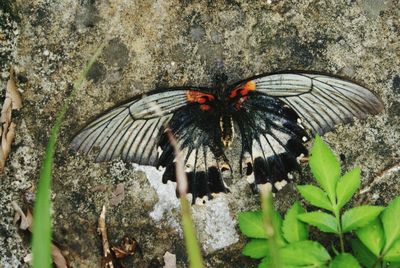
[[238, 135, 400, 268]]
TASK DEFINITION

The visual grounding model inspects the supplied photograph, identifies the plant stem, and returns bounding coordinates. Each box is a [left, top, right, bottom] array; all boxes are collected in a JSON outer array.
[[333, 206, 345, 253], [260, 185, 282, 268]]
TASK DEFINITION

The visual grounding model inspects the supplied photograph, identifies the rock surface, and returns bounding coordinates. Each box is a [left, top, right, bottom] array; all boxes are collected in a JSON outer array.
[[0, 0, 399, 267]]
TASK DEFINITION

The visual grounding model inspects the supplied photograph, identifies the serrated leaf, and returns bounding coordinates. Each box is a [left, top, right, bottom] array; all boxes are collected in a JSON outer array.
[[384, 239, 400, 262], [258, 257, 268, 268], [282, 202, 308, 243], [280, 240, 331, 266], [382, 197, 400, 253], [298, 212, 338, 234], [356, 218, 384, 256], [297, 185, 333, 211], [342, 206, 385, 232], [272, 211, 287, 247], [336, 167, 361, 209], [329, 253, 360, 268], [309, 135, 340, 202], [351, 238, 377, 268], [238, 211, 266, 238], [242, 239, 269, 259]]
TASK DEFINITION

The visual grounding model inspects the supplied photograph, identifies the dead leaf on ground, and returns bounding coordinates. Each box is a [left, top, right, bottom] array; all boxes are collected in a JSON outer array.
[[11, 201, 30, 230], [11, 202, 68, 267], [109, 183, 125, 207], [111, 236, 139, 258], [0, 66, 22, 172], [52, 244, 68, 268]]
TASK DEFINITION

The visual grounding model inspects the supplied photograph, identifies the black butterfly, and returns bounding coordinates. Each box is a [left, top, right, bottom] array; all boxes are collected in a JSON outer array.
[[71, 72, 383, 203]]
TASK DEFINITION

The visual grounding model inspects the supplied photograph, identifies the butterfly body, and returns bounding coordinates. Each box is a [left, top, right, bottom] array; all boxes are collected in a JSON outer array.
[[71, 72, 383, 203]]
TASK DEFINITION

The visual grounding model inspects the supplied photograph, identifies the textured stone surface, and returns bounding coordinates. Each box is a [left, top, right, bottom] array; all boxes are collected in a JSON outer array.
[[0, 0, 399, 267]]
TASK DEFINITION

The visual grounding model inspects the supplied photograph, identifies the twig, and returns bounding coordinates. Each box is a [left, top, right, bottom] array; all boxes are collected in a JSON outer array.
[[360, 162, 400, 194], [98, 205, 114, 268]]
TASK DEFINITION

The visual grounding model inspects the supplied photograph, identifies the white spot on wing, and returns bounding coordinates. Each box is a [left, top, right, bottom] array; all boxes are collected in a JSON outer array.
[[246, 173, 255, 184], [274, 180, 288, 191]]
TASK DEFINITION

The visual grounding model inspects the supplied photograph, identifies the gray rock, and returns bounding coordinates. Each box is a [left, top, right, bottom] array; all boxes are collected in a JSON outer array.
[[1, 0, 399, 267]]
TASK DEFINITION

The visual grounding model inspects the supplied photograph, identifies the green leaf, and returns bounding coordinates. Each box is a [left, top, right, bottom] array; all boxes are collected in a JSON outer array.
[[356, 218, 385, 256], [258, 257, 268, 268], [388, 262, 400, 268], [280, 240, 331, 266], [298, 212, 339, 234], [329, 253, 361, 268], [384, 239, 400, 262], [238, 211, 266, 238], [242, 239, 269, 259], [382, 197, 400, 253], [351, 238, 377, 268], [336, 167, 361, 209], [297, 185, 333, 211], [271, 210, 285, 243], [342, 206, 385, 232], [282, 202, 308, 243], [309, 135, 340, 202]]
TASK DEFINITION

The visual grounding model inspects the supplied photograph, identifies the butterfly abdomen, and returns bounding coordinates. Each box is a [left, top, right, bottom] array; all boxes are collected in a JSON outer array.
[[220, 115, 234, 148]]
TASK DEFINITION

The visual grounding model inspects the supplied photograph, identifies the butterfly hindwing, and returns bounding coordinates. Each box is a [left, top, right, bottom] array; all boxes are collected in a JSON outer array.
[[231, 92, 308, 191], [157, 102, 231, 203]]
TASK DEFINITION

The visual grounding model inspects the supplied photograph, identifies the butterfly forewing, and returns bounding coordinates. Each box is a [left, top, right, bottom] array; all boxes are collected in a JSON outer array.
[[250, 73, 383, 135]]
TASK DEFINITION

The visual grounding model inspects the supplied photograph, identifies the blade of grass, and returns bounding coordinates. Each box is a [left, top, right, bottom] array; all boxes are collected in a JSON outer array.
[[166, 130, 203, 268], [259, 185, 282, 268], [32, 43, 106, 268]]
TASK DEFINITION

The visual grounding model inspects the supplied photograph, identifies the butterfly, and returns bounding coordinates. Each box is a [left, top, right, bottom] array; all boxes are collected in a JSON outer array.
[[71, 72, 383, 204]]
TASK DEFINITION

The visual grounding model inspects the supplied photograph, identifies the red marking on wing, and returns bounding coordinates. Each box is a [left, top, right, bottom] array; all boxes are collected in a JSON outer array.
[[229, 80, 256, 98], [186, 91, 215, 103], [200, 104, 211, 111]]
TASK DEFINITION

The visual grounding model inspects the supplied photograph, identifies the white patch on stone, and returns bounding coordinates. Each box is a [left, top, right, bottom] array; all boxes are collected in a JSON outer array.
[[287, 173, 294, 180], [133, 164, 239, 254], [302, 136, 308, 142], [132, 164, 180, 230], [192, 196, 239, 252]]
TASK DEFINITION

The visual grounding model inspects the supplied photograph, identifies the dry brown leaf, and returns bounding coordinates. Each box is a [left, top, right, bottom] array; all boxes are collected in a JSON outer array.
[[11, 202, 68, 267], [11, 201, 30, 230], [52, 244, 68, 268], [163, 251, 177, 268], [111, 236, 138, 258], [0, 66, 22, 172], [109, 183, 125, 207], [7, 67, 22, 109]]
